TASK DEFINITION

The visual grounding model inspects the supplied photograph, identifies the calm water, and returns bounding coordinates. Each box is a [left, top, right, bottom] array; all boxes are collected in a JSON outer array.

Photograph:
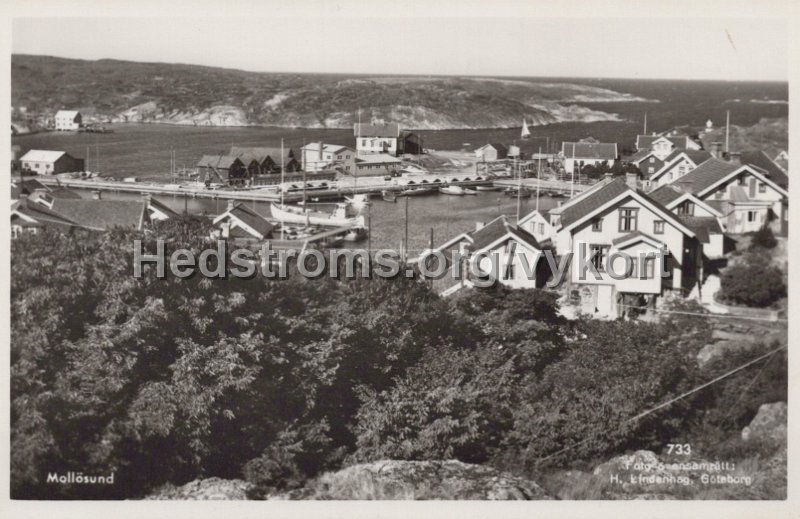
[[76, 189, 559, 252]]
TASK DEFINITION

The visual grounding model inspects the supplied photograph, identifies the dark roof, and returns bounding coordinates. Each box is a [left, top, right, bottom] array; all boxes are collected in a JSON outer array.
[[684, 150, 712, 164], [10, 178, 49, 199], [628, 149, 652, 163], [562, 142, 617, 160], [226, 203, 273, 238], [198, 154, 244, 170], [12, 198, 80, 232], [354, 123, 400, 138], [559, 178, 630, 227], [229, 146, 295, 165], [467, 215, 540, 252], [673, 158, 740, 194], [739, 150, 788, 188], [50, 199, 147, 231], [678, 216, 723, 243], [648, 184, 684, 206]]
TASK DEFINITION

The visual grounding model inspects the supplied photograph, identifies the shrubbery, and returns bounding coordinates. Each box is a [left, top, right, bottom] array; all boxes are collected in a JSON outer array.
[[10, 227, 785, 499], [719, 255, 786, 307], [749, 225, 778, 250]]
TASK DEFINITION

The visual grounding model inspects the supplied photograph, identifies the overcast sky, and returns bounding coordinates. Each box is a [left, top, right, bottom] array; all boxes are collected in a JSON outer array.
[[12, 16, 788, 81]]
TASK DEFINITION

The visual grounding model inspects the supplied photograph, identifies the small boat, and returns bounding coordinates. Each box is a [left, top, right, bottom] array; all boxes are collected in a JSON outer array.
[[439, 185, 466, 196], [382, 190, 398, 203], [475, 185, 500, 191], [343, 226, 369, 242], [400, 186, 435, 197], [463, 188, 478, 195], [504, 187, 532, 198], [271, 201, 364, 227]]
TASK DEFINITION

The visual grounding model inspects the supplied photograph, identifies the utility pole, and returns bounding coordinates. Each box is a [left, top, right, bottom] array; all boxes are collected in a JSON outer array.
[[725, 110, 730, 154], [404, 194, 409, 263]]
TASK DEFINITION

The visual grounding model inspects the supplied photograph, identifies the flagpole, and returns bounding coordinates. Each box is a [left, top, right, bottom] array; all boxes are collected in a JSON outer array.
[[536, 146, 541, 211]]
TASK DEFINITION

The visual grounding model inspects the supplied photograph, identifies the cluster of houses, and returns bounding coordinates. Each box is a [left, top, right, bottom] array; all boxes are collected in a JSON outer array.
[[11, 179, 178, 239], [433, 128, 789, 318], [196, 122, 423, 186]]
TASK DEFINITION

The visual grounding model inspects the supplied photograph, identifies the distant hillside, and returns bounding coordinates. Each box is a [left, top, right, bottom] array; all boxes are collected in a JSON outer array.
[[12, 55, 655, 130], [700, 117, 788, 159]]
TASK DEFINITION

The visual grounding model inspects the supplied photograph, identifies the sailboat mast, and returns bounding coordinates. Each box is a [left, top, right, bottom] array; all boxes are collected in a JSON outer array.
[[725, 110, 730, 154], [536, 146, 541, 211], [280, 138, 285, 240]]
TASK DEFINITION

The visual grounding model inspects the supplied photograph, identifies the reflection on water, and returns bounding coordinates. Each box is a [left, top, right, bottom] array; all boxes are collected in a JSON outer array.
[[76, 189, 559, 252]]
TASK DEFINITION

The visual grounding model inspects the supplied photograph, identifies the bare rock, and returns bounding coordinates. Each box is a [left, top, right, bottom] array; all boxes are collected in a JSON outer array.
[[272, 459, 551, 500], [145, 477, 251, 500], [741, 402, 787, 443]]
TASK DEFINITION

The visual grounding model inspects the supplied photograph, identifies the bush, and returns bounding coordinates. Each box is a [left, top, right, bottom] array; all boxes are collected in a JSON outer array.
[[749, 225, 778, 250], [719, 258, 786, 307]]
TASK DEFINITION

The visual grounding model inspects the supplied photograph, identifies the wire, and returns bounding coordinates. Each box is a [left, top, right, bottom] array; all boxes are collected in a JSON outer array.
[[536, 344, 787, 465], [617, 303, 787, 323]]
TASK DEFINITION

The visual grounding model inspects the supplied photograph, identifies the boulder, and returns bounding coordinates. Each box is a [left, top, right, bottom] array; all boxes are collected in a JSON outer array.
[[741, 402, 787, 443], [145, 477, 251, 500], [273, 460, 551, 500]]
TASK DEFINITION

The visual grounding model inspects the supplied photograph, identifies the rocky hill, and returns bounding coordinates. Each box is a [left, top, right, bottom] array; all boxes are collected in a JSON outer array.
[[12, 54, 654, 129]]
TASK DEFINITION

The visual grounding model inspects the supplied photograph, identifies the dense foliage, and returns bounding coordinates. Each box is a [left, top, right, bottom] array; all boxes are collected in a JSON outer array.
[[749, 225, 778, 250], [11, 225, 785, 499], [719, 254, 786, 307]]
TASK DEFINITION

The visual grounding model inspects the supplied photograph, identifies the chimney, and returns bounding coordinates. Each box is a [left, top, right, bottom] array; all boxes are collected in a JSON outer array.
[[475, 221, 485, 231], [227, 199, 235, 212], [728, 152, 741, 165], [92, 190, 101, 200], [710, 142, 723, 159], [625, 171, 638, 190]]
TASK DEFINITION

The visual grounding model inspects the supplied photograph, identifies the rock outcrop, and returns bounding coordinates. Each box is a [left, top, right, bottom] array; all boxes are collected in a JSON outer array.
[[272, 460, 551, 500], [145, 477, 251, 500], [741, 401, 787, 443]]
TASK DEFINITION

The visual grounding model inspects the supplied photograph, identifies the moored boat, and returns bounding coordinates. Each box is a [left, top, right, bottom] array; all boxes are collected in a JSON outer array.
[[382, 190, 398, 202], [399, 186, 435, 197], [439, 185, 466, 196], [463, 188, 478, 195], [271, 201, 364, 227], [475, 185, 500, 191]]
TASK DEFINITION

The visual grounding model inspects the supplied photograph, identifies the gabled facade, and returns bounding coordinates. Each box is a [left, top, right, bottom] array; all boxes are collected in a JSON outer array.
[[300, 143, 355, 173], [646, 150, 712, 187], [518, 209, 556, 244], [432, 215, 546, 295], [20, 150, 85, 175], [354, 123, 401, 156], [11, 198, 82, 238], [561, 142, 618, 174], [545, 174, 702, 318], [474, 143, 509, 162], [673, 158, 788, 235], [212, 201, 274, 241], [635, 133, 702, 160], [54, 110, 82, 131]]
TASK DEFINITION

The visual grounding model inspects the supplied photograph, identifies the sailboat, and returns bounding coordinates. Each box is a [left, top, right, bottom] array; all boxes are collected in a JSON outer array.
[[270, 201, 366, 227], [521, 118, 531, 139]]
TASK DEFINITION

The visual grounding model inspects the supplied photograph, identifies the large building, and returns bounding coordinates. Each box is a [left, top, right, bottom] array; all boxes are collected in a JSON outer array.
[[300, 143, 356, 172], [474, 143, 509, 162], [19, 150, 85, 175], [354, 123, 401, 156], [54, 110, 82, 131], [561, 142, 618, 174]]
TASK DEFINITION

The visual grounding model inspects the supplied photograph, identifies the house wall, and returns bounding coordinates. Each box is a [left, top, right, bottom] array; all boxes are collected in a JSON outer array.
[[653, 157, 695, 187], [22, 155, 84, 175], [55, 113, 81, 131], [557, 196, 687, 292], [519, 212, 555, 242], [356, 136, 398, 156], [563, 157, 617, 174], [302, 148, 355, 172], [700, 171, 786, 234], [474, 241, 542, 289], [476, 147, 500, 162]]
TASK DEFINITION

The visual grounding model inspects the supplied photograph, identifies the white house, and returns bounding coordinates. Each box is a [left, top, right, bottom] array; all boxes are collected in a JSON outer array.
[[518, 209, 556, 244], [474, 143, 510, 162], [54, 110, 82, 131], [431, 215, 546, 295], [561, 142, 618, 174], [354, 123, 401, 156], [646, 150, 712, 188], [649, 184, 727, 258], [635, 133, 702, 160], [300, 143, 355, 173], [20, 150, 85, 175], [545, 173, 702, 318], [673, 156, 788, 235], [352, 153, 402, 177]]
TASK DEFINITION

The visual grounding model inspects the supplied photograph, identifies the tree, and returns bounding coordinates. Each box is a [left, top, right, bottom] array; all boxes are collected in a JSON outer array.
[[749, 225, 778, 250], [719, 257, 786, 308]]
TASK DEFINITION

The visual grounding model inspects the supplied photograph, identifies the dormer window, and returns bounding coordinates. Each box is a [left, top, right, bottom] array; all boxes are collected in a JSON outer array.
[[591, 218, 603, 231]]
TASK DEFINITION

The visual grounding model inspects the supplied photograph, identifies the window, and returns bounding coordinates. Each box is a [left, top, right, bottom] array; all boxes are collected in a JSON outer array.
[[632, 258, 656, 279], [648, 167, 654, 174], [738, 175, 747, 186], [591, 218, 602, 231], [590, 245, 609, 272], [338, 155, 342, 159], [362, 139, 366, 146], [538, 223, 545, 235], [649, 157, 655, 163], [346, 154, 350, 159], [654, 220, 665, 234], [747, 210, 757, 223], [668, 172, 673, 180], [619, 208, 638, 232], [759, 182, 767, 193], [677, 201, 694, 216]]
